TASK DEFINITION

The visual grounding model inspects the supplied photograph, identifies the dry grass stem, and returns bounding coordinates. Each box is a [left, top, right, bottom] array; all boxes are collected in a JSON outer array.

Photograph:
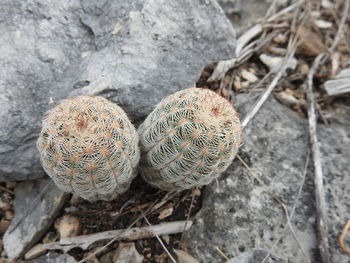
[[236, 154, 264, 185], [339, 219, 350, 257], [214, 246, 230, 261], [139, 209, 177, 263], [306, 53, 331, 263]]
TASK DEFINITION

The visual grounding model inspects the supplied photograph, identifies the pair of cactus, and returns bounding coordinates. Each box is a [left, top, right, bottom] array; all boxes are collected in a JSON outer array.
[[37, 88, 242, 201]]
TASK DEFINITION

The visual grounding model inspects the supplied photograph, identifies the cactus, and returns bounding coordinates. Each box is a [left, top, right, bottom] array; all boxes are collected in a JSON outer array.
[[138, 88, 241, 191], [37, 96, 140, 201]]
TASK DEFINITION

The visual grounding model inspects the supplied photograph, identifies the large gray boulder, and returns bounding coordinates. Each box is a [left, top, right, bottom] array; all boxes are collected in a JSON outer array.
[[217, 0, 288, 35], [187, 95, 350, 262], [0, 0, 236, 181]]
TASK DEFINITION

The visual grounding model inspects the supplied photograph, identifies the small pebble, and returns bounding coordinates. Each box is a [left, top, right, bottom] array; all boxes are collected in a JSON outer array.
[[314, 19, 332, 29], [260, 54, 297, 73], [233, 77, 242, 90], [275, 91, 299, 106], [241, 69, 258, 83], [321, 0, 333, 8], [55, 214, 81, 238], [273, 34, 287, 44]]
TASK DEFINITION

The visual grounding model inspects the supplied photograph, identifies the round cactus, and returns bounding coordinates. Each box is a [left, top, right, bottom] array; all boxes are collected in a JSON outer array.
[[138, 87, 242, 191], [37, 96, 140, 201]]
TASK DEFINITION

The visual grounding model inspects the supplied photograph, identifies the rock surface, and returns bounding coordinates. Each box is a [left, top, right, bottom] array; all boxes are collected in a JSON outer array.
[[3, 179, 67, 259], [0, 0, 236, 181], [226, 248, 282, 263], [100, 242, 143, 263], [26, 252, 77, 263], [187, 96, 350, 262], [217, 0, 288, 35]]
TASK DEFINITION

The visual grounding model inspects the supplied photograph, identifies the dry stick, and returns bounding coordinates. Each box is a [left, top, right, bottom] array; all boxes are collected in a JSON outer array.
[[179, 188, 197, 247], [339, 219, 350, 257], [306, 53, 331, 263], [242, 0, 310, 129], [0, 185, 14, 195], [139, 209, 177, 263], [214, 246, 230, 261], [236, 154, 264, 185], [29, 220, 193, 256], [329, 0, 350, 53]]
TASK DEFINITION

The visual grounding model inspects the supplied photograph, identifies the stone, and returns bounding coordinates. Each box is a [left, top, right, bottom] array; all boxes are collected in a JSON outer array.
[[100, 242, 143, 263], [319, 103, 350, 263], [226, 248, 282, 263], [187, 95, 350, 263], [26, 252, 77, 263], [0, 0, 236, 182], [324, 68, 350, 96], [217, 0, 288, 35], [259, 54, 297, 73], [54, 215, 81, 238], [3, 179, 67, 259], [174, 249, 200, 263]]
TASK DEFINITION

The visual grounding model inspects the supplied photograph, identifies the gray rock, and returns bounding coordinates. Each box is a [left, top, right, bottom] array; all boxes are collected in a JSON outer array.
[[25, 252, 77, 263], [226, 248, 282, 263], [217, 0, 288, 35], [187, 96, 350, 263], [0, 0, 95, 181], [100, 242, 143, 263], [319, 104, 350, 263], [3, 179, 67, 259], [0, 0, 236, 181]]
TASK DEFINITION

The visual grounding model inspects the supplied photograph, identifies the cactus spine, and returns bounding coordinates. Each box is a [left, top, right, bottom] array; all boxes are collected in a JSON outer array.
[[37, 96, 140, 201], [138, 88, 241, 191]]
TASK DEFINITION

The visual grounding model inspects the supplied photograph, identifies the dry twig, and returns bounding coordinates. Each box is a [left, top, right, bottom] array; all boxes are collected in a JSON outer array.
[[339, 219, 350, 257], [139, 209, 177, 263], [78, 191, 180, 262], [305, 53, 330, 263], [329, 0, 350, 53], [26, 220, 192, 257], [214, 246, 230, 261]]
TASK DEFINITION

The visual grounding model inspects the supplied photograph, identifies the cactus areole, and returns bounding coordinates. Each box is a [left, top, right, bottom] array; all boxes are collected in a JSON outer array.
[[138, 88, 242, 191], [37, 96, 140, 201]]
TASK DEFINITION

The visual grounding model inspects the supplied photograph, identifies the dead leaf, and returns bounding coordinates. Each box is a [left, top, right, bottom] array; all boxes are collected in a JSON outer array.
[[297, 27, 327, 56], [158, 207, 173, 220], [174, 249, 199, 263]]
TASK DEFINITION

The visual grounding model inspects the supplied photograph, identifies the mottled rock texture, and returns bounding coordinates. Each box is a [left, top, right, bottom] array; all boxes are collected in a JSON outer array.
[[187, 96, 350, 263], [226, 248, 282, 263], [217, 0, 288, 35], [0, 0, 236, 181]]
